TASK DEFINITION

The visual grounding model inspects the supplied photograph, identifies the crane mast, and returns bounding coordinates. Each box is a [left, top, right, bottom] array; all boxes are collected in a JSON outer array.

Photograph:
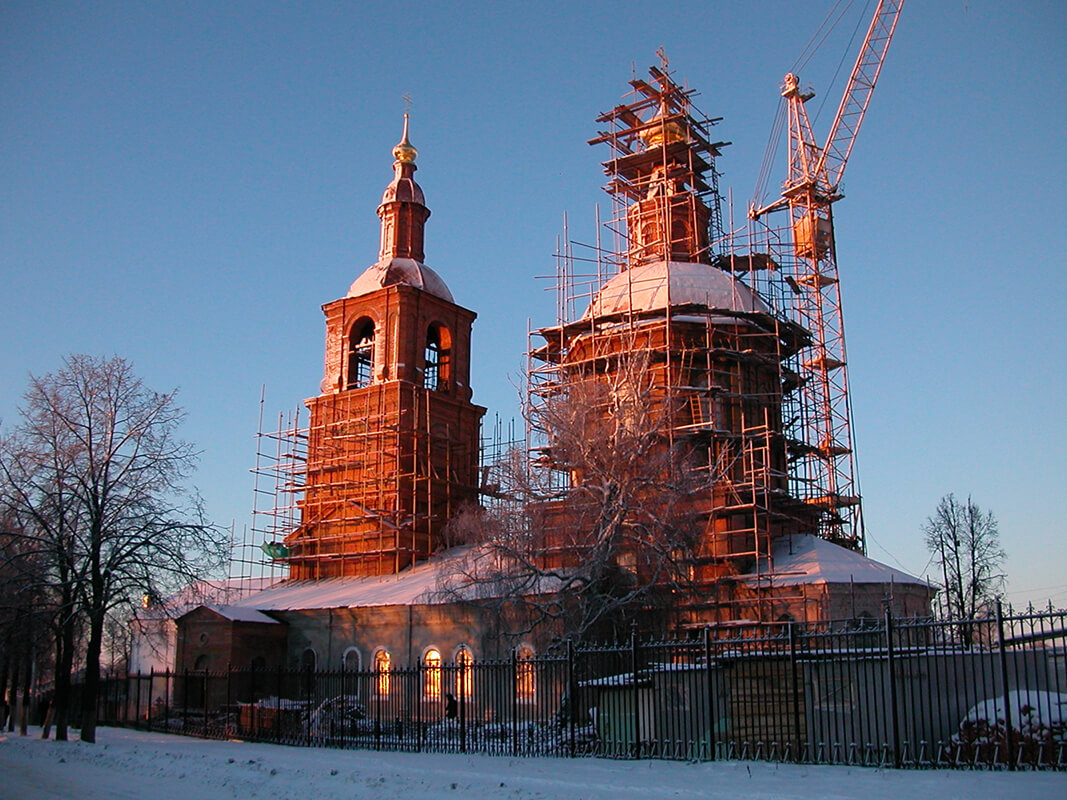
[[751, 0, 904, 551]]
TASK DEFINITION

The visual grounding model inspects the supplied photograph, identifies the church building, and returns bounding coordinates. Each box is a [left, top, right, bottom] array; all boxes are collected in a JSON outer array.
[[174, 64, 931, 677]]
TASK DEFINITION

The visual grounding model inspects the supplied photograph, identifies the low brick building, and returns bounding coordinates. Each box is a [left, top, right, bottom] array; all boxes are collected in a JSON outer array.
[[175, 550, 548, 675]]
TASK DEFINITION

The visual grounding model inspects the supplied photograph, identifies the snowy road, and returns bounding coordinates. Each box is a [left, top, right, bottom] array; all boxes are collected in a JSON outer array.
[[1, 727, 1064, 799]]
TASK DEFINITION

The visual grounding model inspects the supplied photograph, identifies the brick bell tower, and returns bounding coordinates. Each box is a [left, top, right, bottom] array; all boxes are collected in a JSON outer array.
[[284, 116, 485, 579]]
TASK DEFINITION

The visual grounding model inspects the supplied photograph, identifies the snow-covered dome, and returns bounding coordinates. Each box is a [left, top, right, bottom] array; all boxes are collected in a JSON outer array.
[[584, 260, 770, 319], [347, 257, 454, 303]]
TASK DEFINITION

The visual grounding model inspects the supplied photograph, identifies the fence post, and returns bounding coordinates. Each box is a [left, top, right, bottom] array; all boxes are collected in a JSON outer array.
[[884, 609, 901, 768], [789, 623, 802, 761], [414, 659, 422, 753], [134, 671, 141, 728], [202, 668, 208, 736], [374, 662, 381, 751], [459, 662, 467, 755], [183, 669, 189, 733], [179, 669, 187, 733], [339, 661, 347, 751], [226, 664, 232, 739], [511, 649, 518, 757], [275, 666, 283, 745], [146, 669, 153, 730], [631, 626, 640, 760], [703, 626, 716, 761], [567, 640, 576, 758], [304, 664, 311, 749], [996, 600, 1015, 770]]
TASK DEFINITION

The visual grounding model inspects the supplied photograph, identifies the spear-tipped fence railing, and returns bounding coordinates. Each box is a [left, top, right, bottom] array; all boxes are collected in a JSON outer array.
[[82, 604, 1066, 770]]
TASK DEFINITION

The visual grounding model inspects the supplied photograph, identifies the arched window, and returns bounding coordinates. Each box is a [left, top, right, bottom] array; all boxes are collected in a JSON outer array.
[[423, 323, 451, 391], [250, 656, 266, 670], [515, 646, 536, 701], [374, 649, 391, 696], [423, 648, 442, 699], [347, 318, 375, 389], [342, 647, 361, 672], [193, 654, 209, 672], [300, 648, 317, 672], [455, 646, 474, 700]]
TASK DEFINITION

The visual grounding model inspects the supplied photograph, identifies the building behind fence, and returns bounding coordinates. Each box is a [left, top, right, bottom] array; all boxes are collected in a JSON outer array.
[[92, 606, 1067, 770]]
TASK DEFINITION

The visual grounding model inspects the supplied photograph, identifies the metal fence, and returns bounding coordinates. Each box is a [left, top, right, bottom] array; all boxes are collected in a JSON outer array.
[[95, 605, 1067, 769]]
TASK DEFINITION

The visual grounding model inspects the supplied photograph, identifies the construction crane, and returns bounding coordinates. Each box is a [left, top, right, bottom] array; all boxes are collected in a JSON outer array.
[[750, 0, 904, 552]]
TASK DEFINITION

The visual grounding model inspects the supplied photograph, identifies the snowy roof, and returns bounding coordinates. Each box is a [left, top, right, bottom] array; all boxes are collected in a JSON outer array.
[[136, 576, 281, 620], [347, 257, 454, 303], [202, 605, 281, 624], [742, 534, 929, 588], [584, 260, 770, 320], [230, 549, 467, 612]]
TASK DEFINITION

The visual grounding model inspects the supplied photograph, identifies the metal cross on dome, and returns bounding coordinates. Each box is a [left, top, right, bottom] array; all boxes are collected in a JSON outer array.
[[655, 46, 669, 73]]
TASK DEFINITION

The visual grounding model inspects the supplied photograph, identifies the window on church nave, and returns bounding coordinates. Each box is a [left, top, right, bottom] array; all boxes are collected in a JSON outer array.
[[455, 646, 473, 699], [348, 318, 375, 389], [516, 646, 536, 701], [374, 648, 391, 695], [342, 647, 361, 672], [423, 648, 442, 699]]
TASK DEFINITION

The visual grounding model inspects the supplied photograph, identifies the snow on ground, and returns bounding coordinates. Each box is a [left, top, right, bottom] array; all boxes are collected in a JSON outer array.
[[1, 727, 1064, 800]]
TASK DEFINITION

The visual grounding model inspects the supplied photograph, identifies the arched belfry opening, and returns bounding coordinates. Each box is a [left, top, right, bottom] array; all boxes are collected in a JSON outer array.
[[280, 116, 485, 579], [347, 317, 375, 389], [423, 323, 451, 391]]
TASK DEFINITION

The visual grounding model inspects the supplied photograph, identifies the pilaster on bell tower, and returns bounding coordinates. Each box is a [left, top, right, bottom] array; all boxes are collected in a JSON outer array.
[[284, 117, 485, 580]]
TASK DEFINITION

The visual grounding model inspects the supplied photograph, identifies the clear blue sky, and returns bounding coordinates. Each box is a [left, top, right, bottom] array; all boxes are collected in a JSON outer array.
[[2, 1, 1064, 608]]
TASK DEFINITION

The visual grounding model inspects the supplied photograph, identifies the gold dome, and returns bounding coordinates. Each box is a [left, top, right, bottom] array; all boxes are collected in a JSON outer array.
[[639, 103, 687, 148], [392, 113, 418, 164]]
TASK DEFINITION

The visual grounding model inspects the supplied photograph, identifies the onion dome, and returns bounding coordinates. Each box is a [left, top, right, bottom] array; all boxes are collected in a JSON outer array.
[[346, 114, 453, 303]]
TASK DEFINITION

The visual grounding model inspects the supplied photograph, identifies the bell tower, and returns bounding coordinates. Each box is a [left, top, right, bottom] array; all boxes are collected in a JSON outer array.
[[624, 101, 712, 268], [284, 117, 485, 579]]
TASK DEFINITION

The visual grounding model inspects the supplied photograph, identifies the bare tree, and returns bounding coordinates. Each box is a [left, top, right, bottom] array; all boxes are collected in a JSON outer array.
[[0, 355, 228, 742], [443, 352, 715, 644], [924, 493, 1006, 624], [0, 447, 82, 740], [0, 517, 48, 734]]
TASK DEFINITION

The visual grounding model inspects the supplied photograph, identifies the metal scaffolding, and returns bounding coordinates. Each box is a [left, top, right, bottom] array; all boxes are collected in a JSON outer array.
[[525, 62, 821, 625], [230, 382, 483, 584], [229, 395, 520, 590]]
